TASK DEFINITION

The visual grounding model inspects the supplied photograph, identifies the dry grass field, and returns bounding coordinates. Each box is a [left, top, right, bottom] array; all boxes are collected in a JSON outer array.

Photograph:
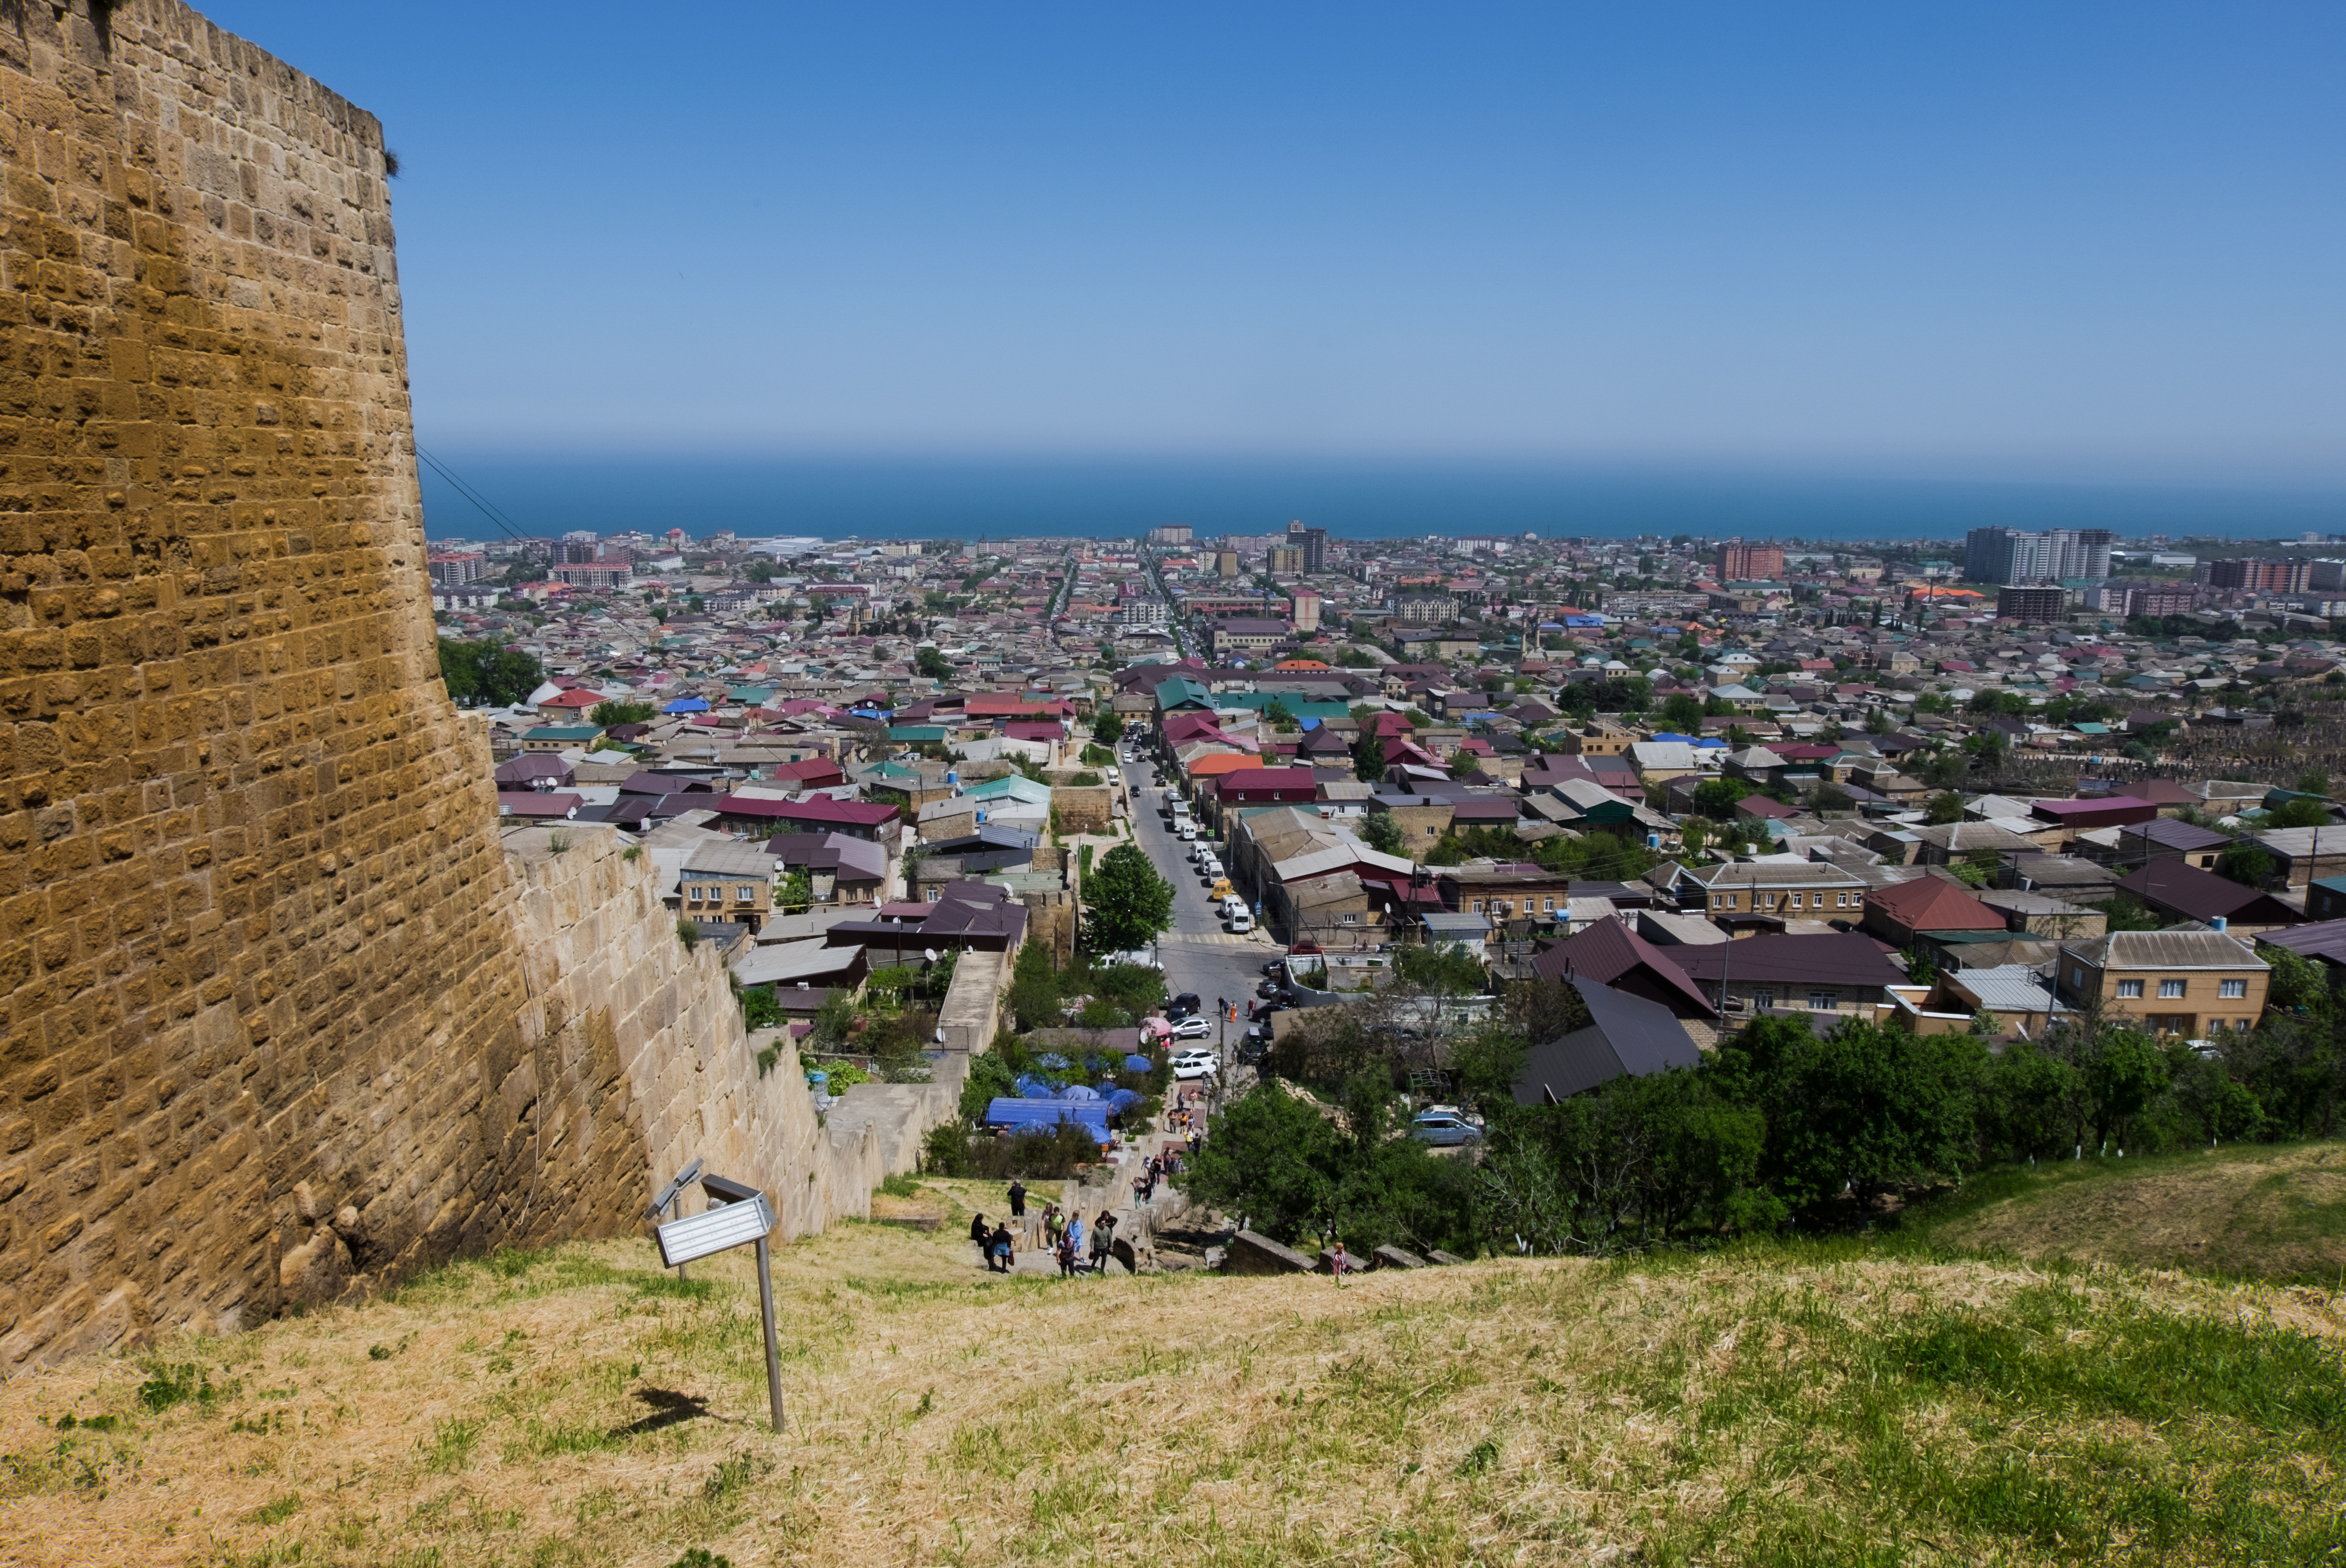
[[2, 1175, 2343, 1568], [1916, 1142, 2346, 1285]]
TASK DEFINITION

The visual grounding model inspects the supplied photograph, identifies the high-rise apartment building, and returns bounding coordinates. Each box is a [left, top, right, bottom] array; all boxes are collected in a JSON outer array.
[[2207, 559, 2310, 593], [1146, 524, 1193, 546], [1289, 588, 1322, 632], [1964, 527, 2115, 585], [1215, 551, 1241, 578], [1716, 541, 1785, 582], [1287, 520, 1328, 574], [1267, 545, 1303, 576], [1995, 586, 2070, 623]]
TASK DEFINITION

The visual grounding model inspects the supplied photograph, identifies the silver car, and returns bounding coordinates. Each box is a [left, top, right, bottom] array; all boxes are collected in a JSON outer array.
[[1409, 1113, 1483, 1147]]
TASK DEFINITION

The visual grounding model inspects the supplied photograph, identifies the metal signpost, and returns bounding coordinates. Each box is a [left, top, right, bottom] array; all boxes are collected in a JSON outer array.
[[646, 1157, 705, 1281], [654, 1169, 786, 1433]]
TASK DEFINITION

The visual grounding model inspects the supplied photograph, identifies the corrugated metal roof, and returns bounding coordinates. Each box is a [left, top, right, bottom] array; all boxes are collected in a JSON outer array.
[[2061, 929, 2268, 971], [1946, 964, 2060, 1014]]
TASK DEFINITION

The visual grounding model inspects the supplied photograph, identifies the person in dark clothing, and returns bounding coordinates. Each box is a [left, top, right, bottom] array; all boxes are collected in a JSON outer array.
[[1092, 1210, 1117, 1274], [988, 1222, 1014, 1273], [968, 1213, 989, 1266], [1007, 1179, 1026, 1218]]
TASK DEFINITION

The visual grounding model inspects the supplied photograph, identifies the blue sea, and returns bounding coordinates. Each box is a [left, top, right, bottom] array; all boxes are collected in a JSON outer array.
[[416, 453, 2346, 548]]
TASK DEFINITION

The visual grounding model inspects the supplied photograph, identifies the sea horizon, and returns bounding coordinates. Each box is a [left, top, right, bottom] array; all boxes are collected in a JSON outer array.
[[415, 453, 2346, 548]]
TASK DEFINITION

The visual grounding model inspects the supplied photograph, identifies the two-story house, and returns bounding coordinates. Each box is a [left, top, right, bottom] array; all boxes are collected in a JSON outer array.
[[1678, 859, 1872, 923], [2053, 928, 2270, 1037]]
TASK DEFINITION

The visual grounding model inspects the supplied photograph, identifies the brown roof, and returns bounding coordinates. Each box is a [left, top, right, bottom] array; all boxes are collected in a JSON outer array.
[[1532, 916, 1717, 1017], [1864, 877, 2007, 933]]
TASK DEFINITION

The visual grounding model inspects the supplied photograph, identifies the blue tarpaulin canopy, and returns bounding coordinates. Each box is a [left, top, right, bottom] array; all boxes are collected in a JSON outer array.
[[983, 1098, 1111, 1143], [1057, 1084, 1101, 1101], [1033, 1053, 1072, 1070], [1122, 1054, 1154, 1073], [662, 697, 710, 713], [1013, 1074, 1061, 1100], [1099, 1087, 1144, 1113]]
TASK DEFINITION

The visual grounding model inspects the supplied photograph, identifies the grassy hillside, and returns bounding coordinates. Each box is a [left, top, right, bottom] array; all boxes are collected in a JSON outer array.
[[1901, 1140, 2346, 1286], [1, 1177, 2342, 1567]]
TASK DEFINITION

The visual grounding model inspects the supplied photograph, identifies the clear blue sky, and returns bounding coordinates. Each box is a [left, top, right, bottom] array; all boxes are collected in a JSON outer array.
[[203, 2, 2345, 483]]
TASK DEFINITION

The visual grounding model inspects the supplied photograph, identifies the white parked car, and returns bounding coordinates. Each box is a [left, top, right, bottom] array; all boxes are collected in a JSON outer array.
[[1225, 911, 1255, 934], [1170, 1017, 1214, 1040], [1177, 821, 1198, 841], [1105, 768, 1120, 784], [1199, 857, 1223, 880]]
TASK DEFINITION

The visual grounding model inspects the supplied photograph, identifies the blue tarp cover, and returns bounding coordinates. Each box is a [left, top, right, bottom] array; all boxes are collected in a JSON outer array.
[[1012, 1074, 1060, 1100], [1033, 1053, 1072, 1070], [983, 1098, 1111, 1143], [662, 697, 710, 713], [1122, 1054, 1154, 1073], [1057, 1084, 1101, 1101], [1099, 1087, 1144, 1113]]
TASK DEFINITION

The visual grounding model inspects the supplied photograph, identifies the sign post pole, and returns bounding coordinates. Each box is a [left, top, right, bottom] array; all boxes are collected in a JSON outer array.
[[755, 1234, 785, 1433]]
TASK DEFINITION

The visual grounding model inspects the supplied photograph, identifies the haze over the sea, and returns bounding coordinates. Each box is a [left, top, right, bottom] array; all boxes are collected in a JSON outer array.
[[417, 454, 2346, 547]]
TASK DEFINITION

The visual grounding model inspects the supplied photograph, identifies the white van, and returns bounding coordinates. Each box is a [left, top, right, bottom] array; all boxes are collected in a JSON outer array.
[[1221, 894, 1249, 919], [1226, 910, 1255, 934], [1177, 820, 1198, 841]]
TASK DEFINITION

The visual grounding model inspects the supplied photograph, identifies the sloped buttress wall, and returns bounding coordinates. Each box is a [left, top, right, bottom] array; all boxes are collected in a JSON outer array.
[[0, 0, 865, 1372]]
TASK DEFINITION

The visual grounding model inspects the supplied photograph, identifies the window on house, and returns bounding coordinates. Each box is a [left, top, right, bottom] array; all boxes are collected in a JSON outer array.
[[2159, 978, 2186, 998], [2219, 978, 2247, 998], [1426, 825, 1438, 836], [1342, 912, 1357, 923], [2117, 979, 2143, 998], [1470, 900, 1483, 913], [736, 886, 753, 902], [2072, 967, 2087, 988], [1543, 897, 1556, 911], [1751, 990, 1776, 1010], [1808, 991, 1838, 1010]]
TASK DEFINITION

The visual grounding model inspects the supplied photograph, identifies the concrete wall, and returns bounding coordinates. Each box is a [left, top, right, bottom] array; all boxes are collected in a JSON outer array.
[[935, 949, 1006, 1053]]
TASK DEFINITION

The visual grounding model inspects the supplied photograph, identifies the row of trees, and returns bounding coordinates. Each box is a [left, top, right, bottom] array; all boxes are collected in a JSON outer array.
[[1188, 961, 2346, 1260]]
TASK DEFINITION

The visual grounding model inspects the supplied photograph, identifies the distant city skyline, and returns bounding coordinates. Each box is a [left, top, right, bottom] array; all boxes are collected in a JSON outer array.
[[195, 1, 2346, 486], [418, 454, 2346, 547]]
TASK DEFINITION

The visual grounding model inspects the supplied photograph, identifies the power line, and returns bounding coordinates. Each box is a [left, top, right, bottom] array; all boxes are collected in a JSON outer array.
[[409, 441, 537, 548]]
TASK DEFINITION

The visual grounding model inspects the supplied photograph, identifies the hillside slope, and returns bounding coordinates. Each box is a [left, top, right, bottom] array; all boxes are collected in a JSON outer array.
[[3, 1179, 2342, 1568], [1911, 1141, 2346, 1284]]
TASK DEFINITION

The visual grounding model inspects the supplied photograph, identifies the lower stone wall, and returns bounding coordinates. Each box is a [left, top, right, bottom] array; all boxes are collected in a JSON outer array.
[[501, 826, 879, 1244]]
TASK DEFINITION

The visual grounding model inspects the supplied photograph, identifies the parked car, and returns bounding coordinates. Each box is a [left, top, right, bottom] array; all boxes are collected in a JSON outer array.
[[1177, 821, 1198, 841], [1236, 1040, 1268, 1066], [1173, 1057, 1218, 1080], [1409, 1112, 1483, 1147], [1225, 911, 1254, 934], [1169, 992, 1202, 1017], [1256, 979, 1285, 999], [1099, 949, 1163, 970], [1261, 958, 1288, 977], [1170, 1046, 1217, 1068], [1170, 1017, 1213, 1041]]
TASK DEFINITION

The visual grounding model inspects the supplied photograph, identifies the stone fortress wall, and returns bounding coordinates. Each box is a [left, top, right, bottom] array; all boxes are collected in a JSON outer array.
[[0, 0, 877, 1372]]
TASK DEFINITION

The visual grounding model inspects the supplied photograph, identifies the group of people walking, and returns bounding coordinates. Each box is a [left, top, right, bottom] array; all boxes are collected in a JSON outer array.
[[970, 1177, 1123, 1275]]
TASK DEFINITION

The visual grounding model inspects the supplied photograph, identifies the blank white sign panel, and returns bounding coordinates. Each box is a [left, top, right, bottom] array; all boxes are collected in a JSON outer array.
[[657, 1194, 777, 1267]]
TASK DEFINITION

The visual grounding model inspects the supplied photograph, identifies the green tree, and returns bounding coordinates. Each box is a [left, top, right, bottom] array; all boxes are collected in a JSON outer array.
[[1264, 698, 1299, 732], [2295, 771, 2330, 797], [590, 699, 656, 727], [1350, 728, 1388, 783], [1692, 777, 1749, 819], [1923, 791, 1965, 825], [2217, 839, 2274, 888], [1711, 1013, 1985, 1210], [2082, 1029, 2169, 1148], [1007, 940, 1062, 1031], [1362, 811, 1407, 858], [1090, 711, 1126, 746], [914, 646, 954, 682], [776, 867, 814, 915], [437, 637, 543, 707], [1180, 1085, 1342, 1244], [1657, 693, 1705, 733], [1392, 942, 1486, 998], [2265, 797, 2332, 830], [1449, 748, 1482, 776], [1081, 843, 1175, 954]]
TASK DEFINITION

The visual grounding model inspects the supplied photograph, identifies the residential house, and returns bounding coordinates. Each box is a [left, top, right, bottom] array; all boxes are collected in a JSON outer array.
[[521, 724, 601, 754], [2248, 827, 2346, 890], [1677, 859, 1872, 924], [2107, 817, 2231, 872], [1667, 932, 1910, 1023], [1860, 877, 2007, 947], [764, 831, 892, 906], [2112, 860, 2303, 937], [1510, 980, 1704, 1104], [1436, 865, 1578, 923], [2054, 928, 2269, 1036], [1972, 888, 2107, 939], [680, 842, 778, 932], [1531, 916, 1719, 1024]]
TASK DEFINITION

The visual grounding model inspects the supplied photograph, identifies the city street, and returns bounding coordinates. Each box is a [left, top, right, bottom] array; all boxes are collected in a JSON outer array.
[[1121, 755, 1273, 1084]]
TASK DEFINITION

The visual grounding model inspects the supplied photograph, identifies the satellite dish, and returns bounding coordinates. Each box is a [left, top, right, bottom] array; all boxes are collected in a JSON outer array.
[[925, 948, 938, 963]]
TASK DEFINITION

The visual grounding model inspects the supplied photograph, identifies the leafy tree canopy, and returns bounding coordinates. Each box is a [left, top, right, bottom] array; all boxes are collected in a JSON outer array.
[[437, 637, 543, 707], [1082, 843, 1176, 955]]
